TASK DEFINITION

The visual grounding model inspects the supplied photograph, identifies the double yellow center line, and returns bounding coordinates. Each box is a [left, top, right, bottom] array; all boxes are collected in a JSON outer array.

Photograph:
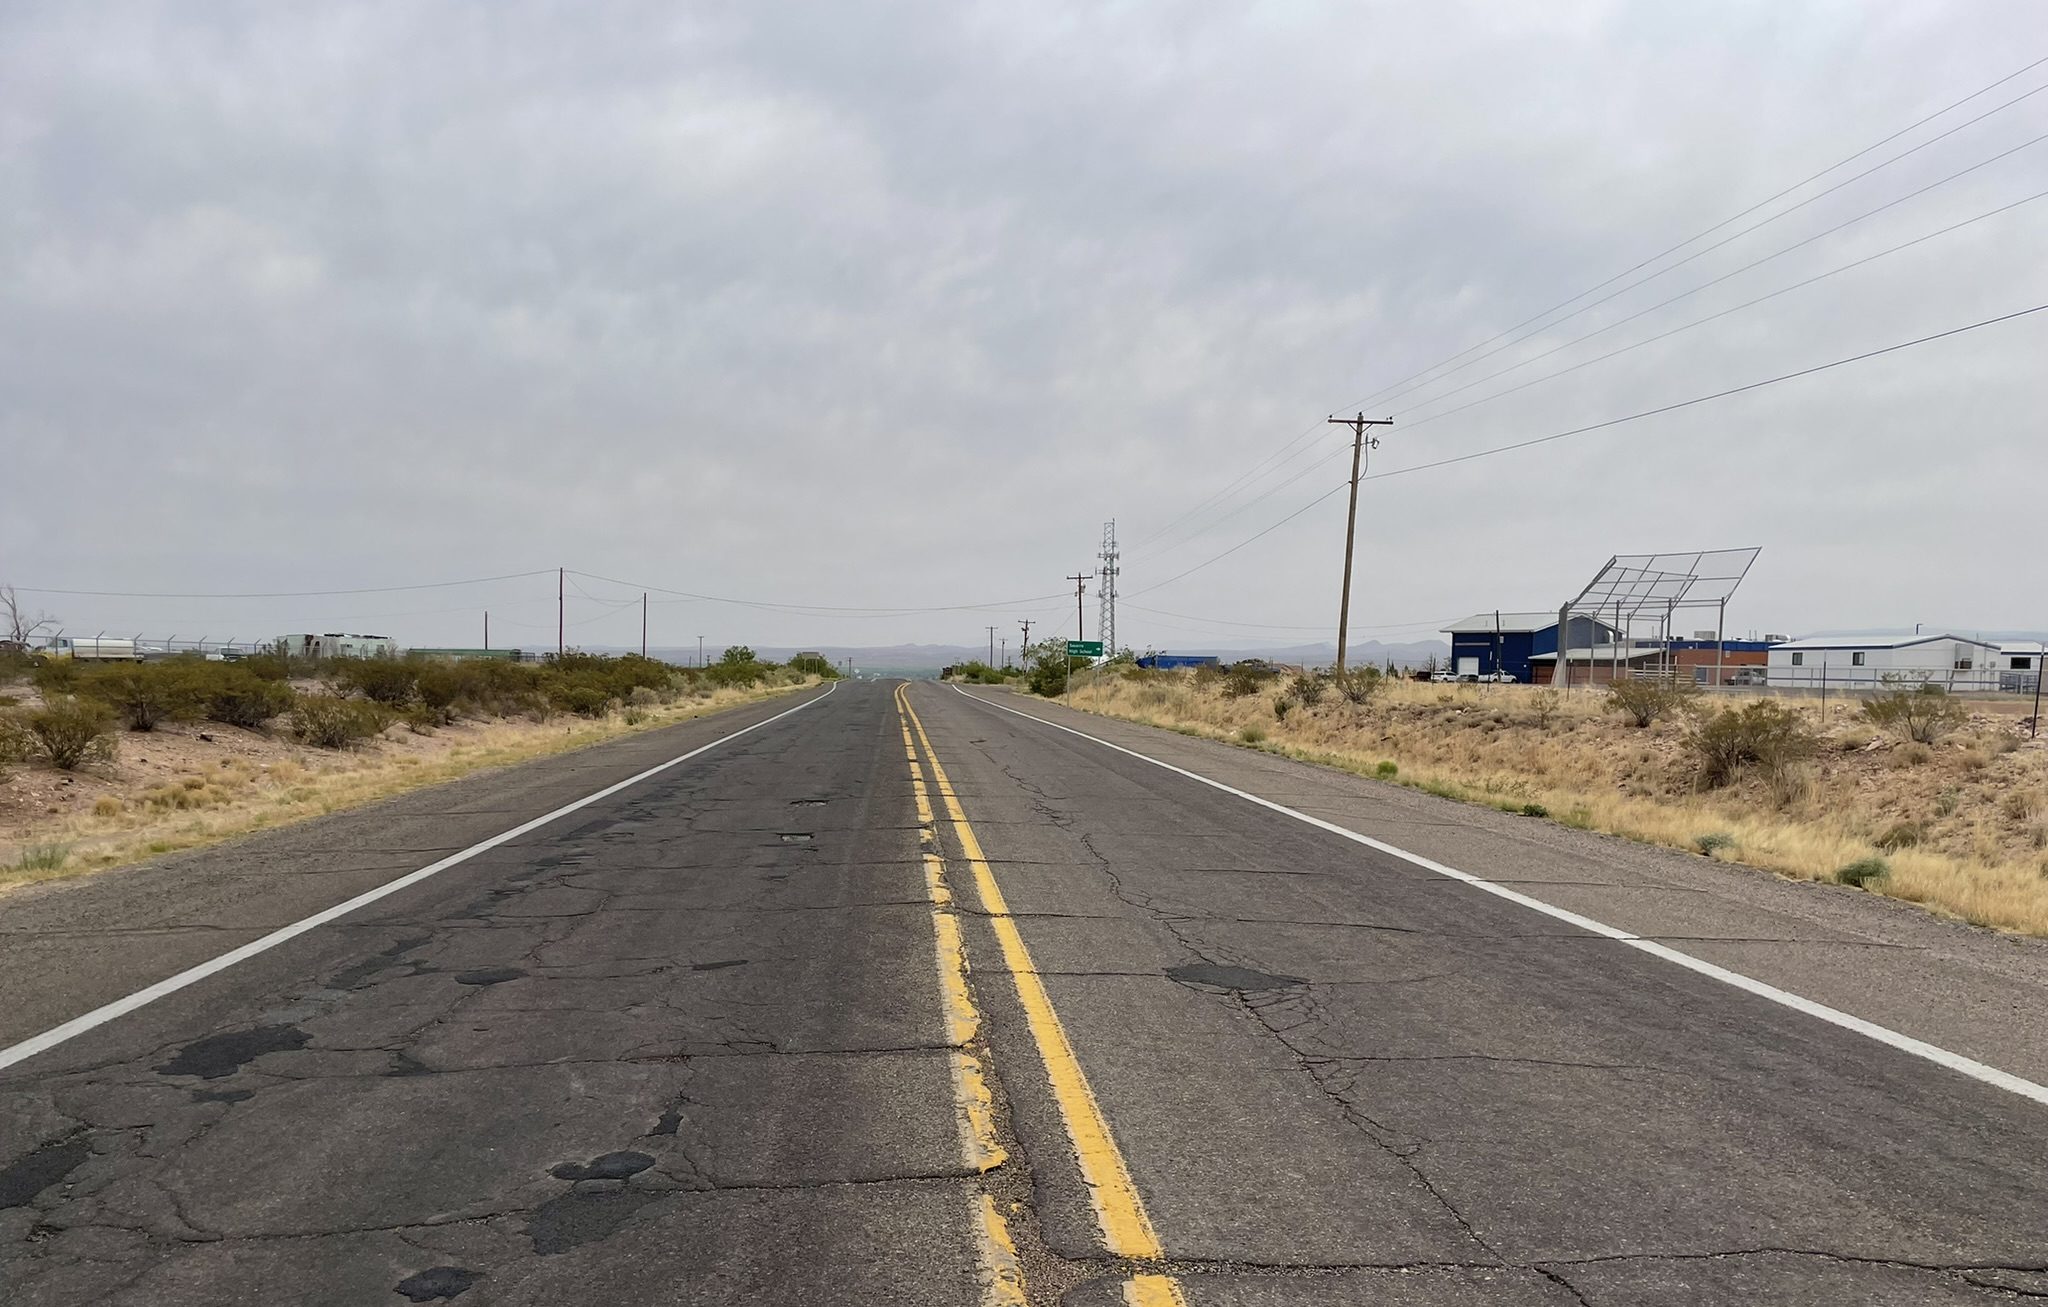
[[895, 684, 1186, 1307]]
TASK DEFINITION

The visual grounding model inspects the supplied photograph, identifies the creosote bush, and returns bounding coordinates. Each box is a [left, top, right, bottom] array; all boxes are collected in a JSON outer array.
[[1286, 673, 1326, 707], [204, 668, 297, 729], [1861, 683, 1969, 744], [14, 696, 119, 770], [1332, 666, 1385, 706], [78, 662, 205, 732], [1836, 856, 1891, 888], [1605, 677, 1695, 729], [1222, 661, 1279, 699], [290, 694, 392, 749], [1685, 700, 1819, 790]]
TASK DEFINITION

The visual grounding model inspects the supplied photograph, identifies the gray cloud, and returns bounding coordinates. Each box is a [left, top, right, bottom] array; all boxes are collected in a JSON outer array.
[[3, 2, 2043, 652]]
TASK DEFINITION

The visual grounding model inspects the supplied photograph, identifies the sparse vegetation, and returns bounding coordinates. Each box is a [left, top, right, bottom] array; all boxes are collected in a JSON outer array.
[[1863, 683, 1970, 744], [1837, 856, 1891, 888], [1606, 677, 1695, 728], [289, 694, 393, 749], [1695, 832, 1737, 857], [1685, 700, 1819, 790], [11, 841, 69, 873], [1058, 670, 2048, 937], [13, 696, 119, 770]]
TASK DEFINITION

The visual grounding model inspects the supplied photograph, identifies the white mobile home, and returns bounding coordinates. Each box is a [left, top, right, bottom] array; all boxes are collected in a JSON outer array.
[[279, 633, 397, 660], [1766, 634, 2004, 692], [2000, 641, 2044, 694]]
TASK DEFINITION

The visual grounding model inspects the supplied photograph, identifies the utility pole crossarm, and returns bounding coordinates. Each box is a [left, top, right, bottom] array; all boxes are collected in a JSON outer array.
[[1327, 413, 1394, 674]]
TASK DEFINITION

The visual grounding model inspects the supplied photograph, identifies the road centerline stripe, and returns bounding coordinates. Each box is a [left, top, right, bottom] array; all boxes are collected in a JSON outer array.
[[0, 685, 836, 1075], [954, 686, 2048, 1111], [902, 687, 1171, 1265]]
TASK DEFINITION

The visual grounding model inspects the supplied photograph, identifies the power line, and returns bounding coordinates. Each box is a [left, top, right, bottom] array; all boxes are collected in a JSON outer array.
[[1368, 301, 2048, 483], [1133, 302, 2048, 596], [1118, 57, 2048, 583], [567, 569, 1067, 617], [1341, 55, 2048, 414], [13, 569, 557, 600], [1396, 182, 2048, 433], [1369, 87, 2048, 417]]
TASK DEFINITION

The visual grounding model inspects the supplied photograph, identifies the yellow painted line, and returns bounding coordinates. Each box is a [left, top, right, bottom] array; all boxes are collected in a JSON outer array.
[[1124, 1273, 1190, 1307], [974, 1193, 1030, 1306], [924, 852, 954, 907], [901, 689, 1168, 1265], [952, 1050, 1007, 1172], [933, 908, 978, 1046]]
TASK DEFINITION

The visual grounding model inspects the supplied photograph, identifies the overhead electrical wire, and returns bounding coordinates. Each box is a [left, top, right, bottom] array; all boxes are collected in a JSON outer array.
[[1343, 56, 2048, 414], [1133, 54, 2048, 556], [566, 569, 1069, 618], [1395, 182, 2048, 433], [14, 569, 559, 600], [1132, 301, 2048, 596]]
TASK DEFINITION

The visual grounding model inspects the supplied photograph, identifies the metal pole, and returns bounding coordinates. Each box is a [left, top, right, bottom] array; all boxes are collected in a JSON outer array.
[[2032, 646, 2043, 738], [557, 568, 565, 658], [1557, 604, 1572, 693], [641, 594, 648, 659], [1327, 412, 1392, 673], [1715, 597, 1725, 690], [988, 625, 996, 666], [484, 611, 489, 651], [698, 635, 705, 668]]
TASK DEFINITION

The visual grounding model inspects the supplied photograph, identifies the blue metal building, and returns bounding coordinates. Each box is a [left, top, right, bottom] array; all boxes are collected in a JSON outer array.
[[1442, 612, 1621, 683]]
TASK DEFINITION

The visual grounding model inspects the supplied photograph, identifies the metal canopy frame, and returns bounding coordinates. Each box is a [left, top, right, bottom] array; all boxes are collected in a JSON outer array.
[[1557, 547, 1761, 690]]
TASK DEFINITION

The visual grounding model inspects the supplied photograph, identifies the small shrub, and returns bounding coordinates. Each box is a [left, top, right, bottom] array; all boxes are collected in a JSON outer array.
[[1375, 760, 1398, 779], [401, 704, 443, 735], [2003, 791, 2043, 822], [1892, 742, 1933, 768], [1287, 674, 1326, 707], [92, 795, 124, 817], [290, 694, 391, 749], [1332, 667, 1383, 706], [11, 842, 70, 873], [1531, 690, 1562, 729], [1222, 661, 1279, 699], [1238, 725, 1267, 744], [204, 668, 296, 729], [623, 706, 650, 726], [548, 681, 615, 718], [1685, 701, 1819, 790], [1606, 678, 1694, 728], [1768, 763, 1815, 809], [1695, 832, 1737, 856], [627, 685, 662, 708], [1874, 820, 1925, 851], [17, 696, 118, 770], [1861, 684, 1968, 744], [1933, 787, 1962, 817], [79, 662, 205, 732], [1518, 803, 1549, 818], [1836, 856, 1891, 888], [1559, 806, 1595, 830], [332, 658, 421, 707], [1272, 695, 1293, 721]]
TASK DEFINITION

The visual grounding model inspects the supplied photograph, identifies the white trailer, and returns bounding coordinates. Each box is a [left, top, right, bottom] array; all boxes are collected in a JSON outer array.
[[49, 637, 144, 662]]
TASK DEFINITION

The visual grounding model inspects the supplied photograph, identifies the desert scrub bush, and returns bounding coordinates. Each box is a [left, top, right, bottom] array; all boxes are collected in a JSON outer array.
[[92, 795, 123, 817], [202, 667, 296, 729], [401, 704, 444, 735], [1238, 725, 1267, 744], [14, 696, 118, 770], [1933, 786, 1962, 817], [1836, 856, 1891, 888], [1605, 677, 1694, 728], [1861, 683, 1968, 744], [290, 694, 391, 749], [78, 661, 206, 731], [12, 841, 71, 873], [1694, 831, 1737, 856], [331, 658, 421, 707], [2003, 790, 2044, 822], [1222, 661, 1279, 699], [786, 653, 841, 679], [1331, 667, 1385, 706], [1375, 760, 1398, 778], [1287, 673, 1326, 707], [548, 681, 616, 718], [1891, 742, 1934, 768], [627, 685, 663, 709], [1874, 820, 1925, 851], [1272, 695, 1294, 721], [1685, 700, 1818, 790]]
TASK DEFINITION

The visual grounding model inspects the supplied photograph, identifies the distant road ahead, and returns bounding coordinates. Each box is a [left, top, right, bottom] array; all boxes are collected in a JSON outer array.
[[3, 679, 2045, 1304]]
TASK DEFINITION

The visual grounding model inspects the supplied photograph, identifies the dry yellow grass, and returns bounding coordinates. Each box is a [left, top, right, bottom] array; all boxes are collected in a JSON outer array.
[[0, 679, 812, 893], [1064, 670, 2048, 937]]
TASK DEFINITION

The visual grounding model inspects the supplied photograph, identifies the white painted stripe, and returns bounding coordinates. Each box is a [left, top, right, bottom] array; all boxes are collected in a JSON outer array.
[[952, 686, 2048, 1109], [0, 685, 836, 1074]]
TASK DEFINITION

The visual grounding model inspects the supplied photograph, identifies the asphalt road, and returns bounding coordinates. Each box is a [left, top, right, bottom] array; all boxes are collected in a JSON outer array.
[[3, 679, 2046, 1305]]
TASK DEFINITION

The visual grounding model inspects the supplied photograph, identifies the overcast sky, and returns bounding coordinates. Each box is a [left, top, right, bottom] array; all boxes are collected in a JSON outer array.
[[3, 2, 2044, 655]]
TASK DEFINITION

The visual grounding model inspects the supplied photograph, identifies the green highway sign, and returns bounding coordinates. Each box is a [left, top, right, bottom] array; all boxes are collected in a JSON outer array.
[[1067, 640, 1104, 657]]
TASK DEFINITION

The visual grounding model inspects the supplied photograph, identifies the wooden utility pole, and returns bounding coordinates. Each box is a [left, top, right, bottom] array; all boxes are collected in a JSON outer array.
[[1020, 620, 1032, 660], [1067, 574, 1090, 641], [987, 625, 997, 666], [557, 567, 565, 657], [641, 594, 648, 659], [1327, 413, 1393, 673]]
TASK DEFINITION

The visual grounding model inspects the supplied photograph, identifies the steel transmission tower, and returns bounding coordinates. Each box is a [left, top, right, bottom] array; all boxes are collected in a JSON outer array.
[[1097, 520, 1120, 657]]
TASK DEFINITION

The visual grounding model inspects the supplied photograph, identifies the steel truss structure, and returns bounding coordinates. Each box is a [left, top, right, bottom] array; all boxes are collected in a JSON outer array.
[[1557, 547, 1761, 690]]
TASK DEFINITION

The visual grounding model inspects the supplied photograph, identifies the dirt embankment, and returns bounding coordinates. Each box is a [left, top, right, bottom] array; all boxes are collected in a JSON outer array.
[[1062, 670, 2048, 936]]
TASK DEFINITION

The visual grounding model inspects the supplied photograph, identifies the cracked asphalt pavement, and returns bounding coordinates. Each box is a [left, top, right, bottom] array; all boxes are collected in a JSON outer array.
[[4, 679, 2047, 1305]]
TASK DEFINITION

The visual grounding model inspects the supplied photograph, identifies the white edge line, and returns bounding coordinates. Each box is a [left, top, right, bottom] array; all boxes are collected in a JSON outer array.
[[949, 685, 2048, 1109], [0, 683, 837, 1074]]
